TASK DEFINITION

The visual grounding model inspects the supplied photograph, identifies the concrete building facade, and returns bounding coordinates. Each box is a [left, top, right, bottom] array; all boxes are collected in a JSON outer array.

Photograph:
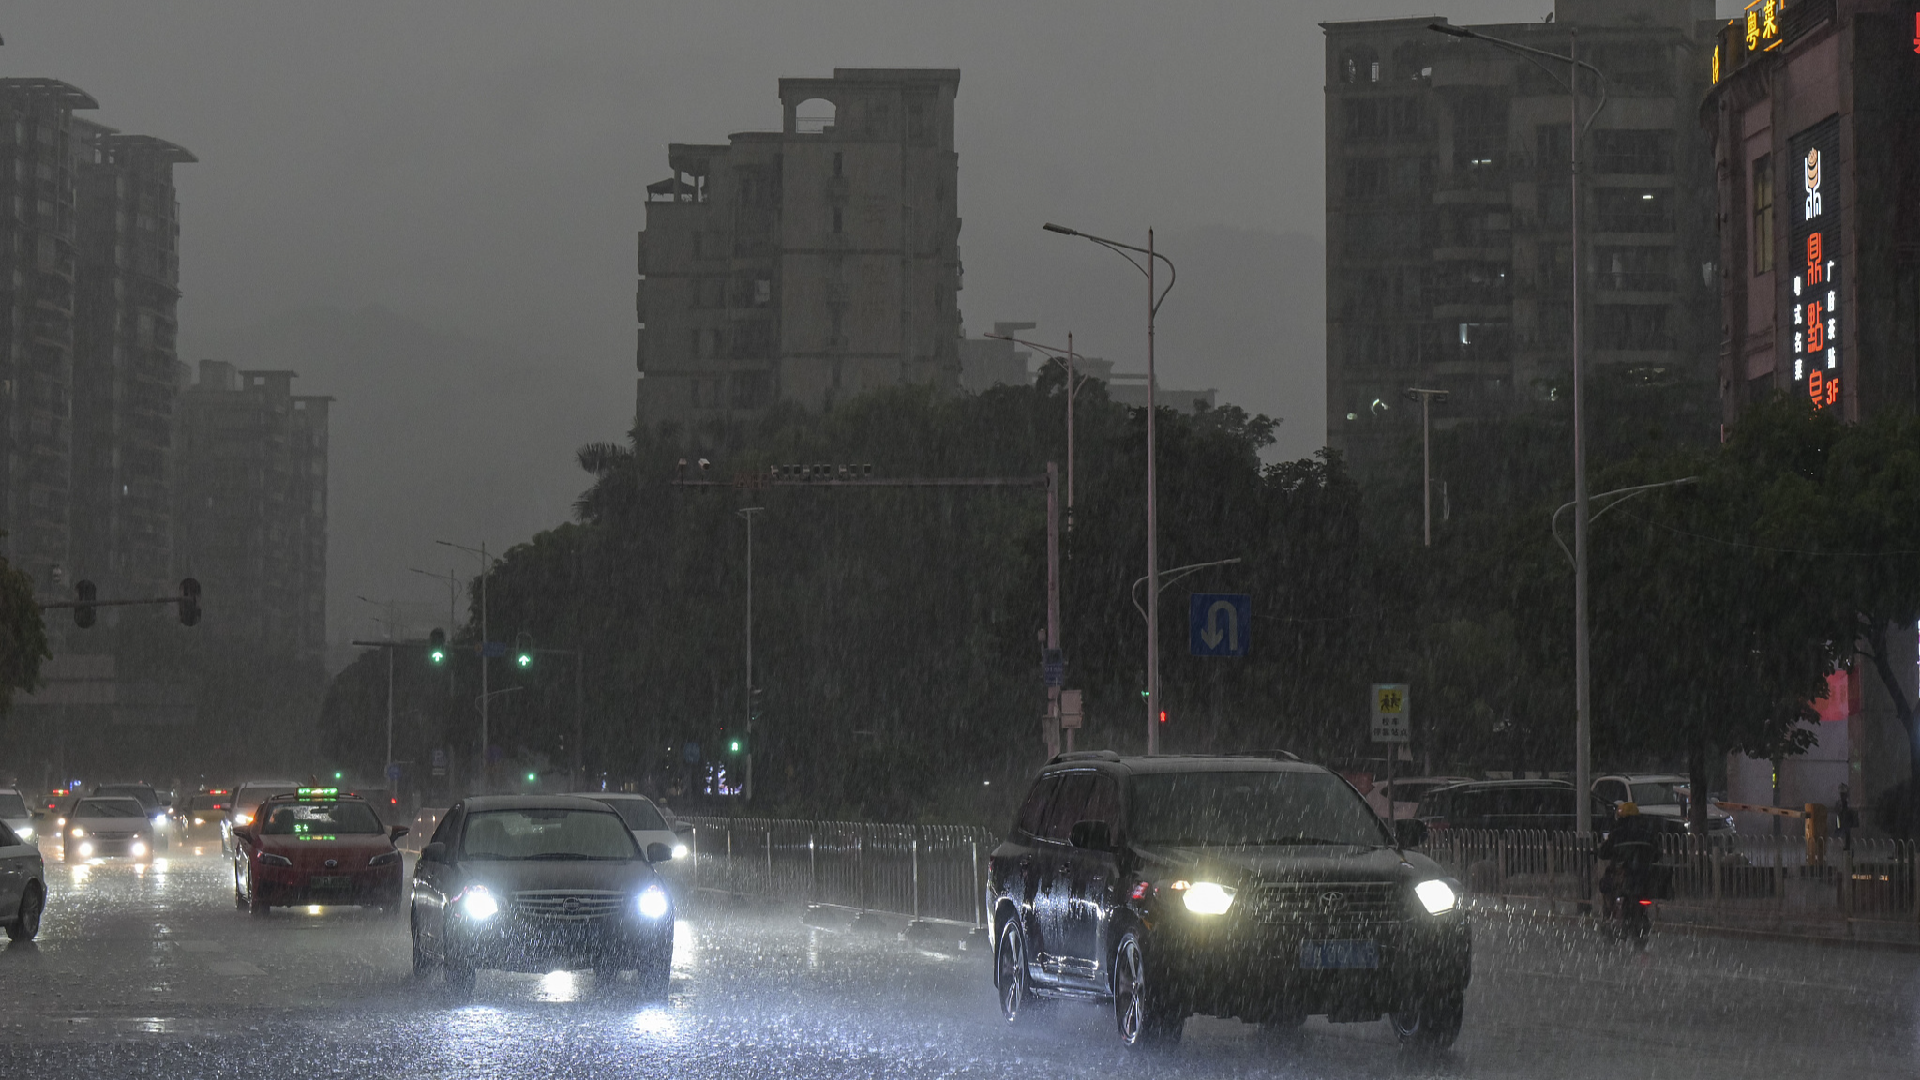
[[174, 362, 330, 663], [1702, 0, 1920, 828], [1323, 1, 1722, 483], [70, 120, 195, 600], [635, 69, 964, 447], [0, 79, 98, 588]]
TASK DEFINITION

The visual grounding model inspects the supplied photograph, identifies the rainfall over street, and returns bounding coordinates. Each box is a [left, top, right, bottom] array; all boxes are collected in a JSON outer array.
[[2, 1, 1920, 1077]]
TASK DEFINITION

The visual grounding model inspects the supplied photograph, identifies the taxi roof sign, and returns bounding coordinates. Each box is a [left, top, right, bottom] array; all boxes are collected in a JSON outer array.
[[296, 786, 340, 800]]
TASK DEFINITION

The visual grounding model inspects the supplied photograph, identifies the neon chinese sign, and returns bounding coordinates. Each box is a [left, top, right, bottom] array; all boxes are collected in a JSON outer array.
[[1789, 117, 1841, 411], [1745, 0, 1782, 53]]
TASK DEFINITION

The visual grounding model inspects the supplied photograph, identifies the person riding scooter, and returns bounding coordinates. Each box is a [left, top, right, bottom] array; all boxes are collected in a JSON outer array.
[[1597, 801, 1663, 923]]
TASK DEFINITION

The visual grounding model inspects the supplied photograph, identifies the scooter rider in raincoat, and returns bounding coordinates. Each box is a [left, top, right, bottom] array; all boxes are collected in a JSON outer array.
[[1597, 802, 1662, 919]]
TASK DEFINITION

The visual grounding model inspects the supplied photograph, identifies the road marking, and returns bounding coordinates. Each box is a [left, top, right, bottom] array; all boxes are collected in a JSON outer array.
[[174, 940, 225, 953], [206, 961, 264, 976]]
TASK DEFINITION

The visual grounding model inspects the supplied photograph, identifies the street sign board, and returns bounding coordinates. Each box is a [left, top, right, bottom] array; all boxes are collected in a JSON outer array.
[[1189, 594, 1252, 657], [1060, 689, 1083, 730], [430, 748, 447, 777], [683, 741, 701, 764], [481, 641, 508, 658], [1042, 648, 1066, 688], [386, 763, 403, 781], [1371, 683, 1410, 743]]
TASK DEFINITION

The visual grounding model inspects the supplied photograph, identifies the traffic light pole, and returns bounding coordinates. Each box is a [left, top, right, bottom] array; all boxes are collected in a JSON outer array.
[[737, 507, 763, 802]]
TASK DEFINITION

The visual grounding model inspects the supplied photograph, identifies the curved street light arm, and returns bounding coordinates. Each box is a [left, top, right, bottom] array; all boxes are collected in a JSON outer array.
[[1426, 25, 1609, 133], [1042, 222, 1177, 317], [1131, 558, 1243, 623], [1551, 476, 1700, 567]]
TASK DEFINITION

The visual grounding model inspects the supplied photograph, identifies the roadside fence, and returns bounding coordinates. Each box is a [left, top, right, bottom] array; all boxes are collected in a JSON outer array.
[[1425, 827, 1920, 940], [679, 816, 996, 928]]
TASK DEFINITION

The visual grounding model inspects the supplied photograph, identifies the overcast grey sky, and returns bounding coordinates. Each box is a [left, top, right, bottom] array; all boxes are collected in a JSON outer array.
[[8, 0, 1738, 644]]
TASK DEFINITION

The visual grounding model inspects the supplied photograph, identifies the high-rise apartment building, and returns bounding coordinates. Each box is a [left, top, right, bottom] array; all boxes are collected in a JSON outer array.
[[635, 69, 964, 447], [1323, 1, 1721, 482], [70, 120, 195, 599], [174, 362, 330, 662], [0, 79, 97, 587]]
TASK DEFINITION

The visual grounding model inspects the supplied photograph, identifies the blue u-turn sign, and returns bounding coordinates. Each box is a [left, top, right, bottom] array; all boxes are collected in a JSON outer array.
[[1189, 593, 1251, 657]]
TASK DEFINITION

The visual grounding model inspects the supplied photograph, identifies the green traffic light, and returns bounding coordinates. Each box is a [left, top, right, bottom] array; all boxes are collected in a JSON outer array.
[[526, 772, 537, 782], [430, 648, 446, 664], [729, 740, 742, 754], [516, 653, 532, 668], [333, 772, 343, 780]]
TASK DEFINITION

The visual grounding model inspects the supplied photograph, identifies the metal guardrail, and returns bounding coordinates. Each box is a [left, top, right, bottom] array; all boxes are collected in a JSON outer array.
[[1425, 828, 1920, 935], [681, 817, 997, 927]]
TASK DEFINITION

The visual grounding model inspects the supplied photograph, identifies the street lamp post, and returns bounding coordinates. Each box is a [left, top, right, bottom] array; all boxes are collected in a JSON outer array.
[[1402, 388, 1450, 547], [1429, 22, 1608, 836], [356, 596, 398, 798], [436, 539, 494, 794], [984, 330, 1092, 540], [737, 507, 763, 801], [1043, 222, 1176, 754]]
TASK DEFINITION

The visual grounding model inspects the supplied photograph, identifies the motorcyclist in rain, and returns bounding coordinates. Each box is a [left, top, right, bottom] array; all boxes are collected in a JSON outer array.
[[1597, 802, 1662, 921]]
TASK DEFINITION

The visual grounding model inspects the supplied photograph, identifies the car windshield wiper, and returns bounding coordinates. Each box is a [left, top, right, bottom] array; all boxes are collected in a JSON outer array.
[[522, 852, 620, 860], [1256, 836, 1370, 846]]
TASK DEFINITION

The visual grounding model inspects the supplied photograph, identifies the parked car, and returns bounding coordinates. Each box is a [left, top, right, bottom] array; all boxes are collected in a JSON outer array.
[[1591, 774, 1735, 833], [1413, 779, 1617, 834], [1364, 776, 1473, 823], [409, 795, 676, 997], [987, 751, 1471, 1049]]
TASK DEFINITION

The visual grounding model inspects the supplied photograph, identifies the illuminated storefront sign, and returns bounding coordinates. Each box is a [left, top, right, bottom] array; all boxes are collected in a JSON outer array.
[[1745, 0, 1782, 53], [1789, 117, 1841, 410]]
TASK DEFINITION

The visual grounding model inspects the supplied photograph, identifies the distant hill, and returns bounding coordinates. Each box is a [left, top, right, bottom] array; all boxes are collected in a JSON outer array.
[[182, 306, 634, 655]]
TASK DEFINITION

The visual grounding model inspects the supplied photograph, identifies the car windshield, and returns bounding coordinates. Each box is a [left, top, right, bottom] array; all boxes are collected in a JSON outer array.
[[1631, 782, 1687, 807], [0, 793, 26, 818], [72, 799, 145, 819], [460, 808, 638, 861], [604, 798, 667, 831], [1129, 771, 1390, 848], [95, 786, 157, 807], [261, 802, 384, 835]]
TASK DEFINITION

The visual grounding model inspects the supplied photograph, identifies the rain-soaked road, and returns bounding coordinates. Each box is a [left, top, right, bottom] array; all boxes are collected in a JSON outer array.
[[0, 849, 1914, 1079]]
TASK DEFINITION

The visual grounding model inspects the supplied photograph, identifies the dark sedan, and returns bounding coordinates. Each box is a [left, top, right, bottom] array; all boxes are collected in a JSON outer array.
[[409, 795, 675, 997]]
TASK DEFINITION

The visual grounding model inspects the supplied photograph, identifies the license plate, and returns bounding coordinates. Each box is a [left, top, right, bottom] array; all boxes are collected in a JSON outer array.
[[308, 875, 352, 890], [1299, 940, 1378, 970]]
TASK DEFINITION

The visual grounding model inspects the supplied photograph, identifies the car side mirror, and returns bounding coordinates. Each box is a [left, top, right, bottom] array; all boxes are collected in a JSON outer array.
[[1069, 820, 1112, 850], [160, 796, 174, 806], [30, 811, 44, 821], [646, 842, 674, 864], [420, 841, 446, 864], [1393, 818, 1428, 848], [389, 825, 410, 841]]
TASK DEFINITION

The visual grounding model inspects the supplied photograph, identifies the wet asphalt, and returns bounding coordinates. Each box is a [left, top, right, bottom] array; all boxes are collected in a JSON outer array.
[[0, 848, 1913, 1079]]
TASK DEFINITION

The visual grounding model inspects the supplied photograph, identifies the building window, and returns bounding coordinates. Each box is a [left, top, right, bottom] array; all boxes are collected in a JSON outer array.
[[1591, 130, 1673, 174], [754, 279, 771, 306], [832, 207, 843, 234], [1752, 154, 1774, 275], [1594, 189, 1673, 234], [1344, 159, 1387, 200], [832, 151, 843, 178], [1594, 304, 1675, 350], [1594, 246, 1674, 292]]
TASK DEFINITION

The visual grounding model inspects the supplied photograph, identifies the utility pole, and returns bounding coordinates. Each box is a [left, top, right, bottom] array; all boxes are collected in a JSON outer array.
[[738, 507, 763, 801], [437, 539, 493, 794], [1402, 388, 1449, 547]]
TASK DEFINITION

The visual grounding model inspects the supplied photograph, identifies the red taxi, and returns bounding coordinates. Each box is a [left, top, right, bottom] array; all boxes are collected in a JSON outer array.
[[230, 788, 409, 916]]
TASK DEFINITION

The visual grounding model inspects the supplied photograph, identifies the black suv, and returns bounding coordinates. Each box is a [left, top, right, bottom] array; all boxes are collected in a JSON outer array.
[[1413, 779, 1619, 834], [987, 752, 1471, 1048]]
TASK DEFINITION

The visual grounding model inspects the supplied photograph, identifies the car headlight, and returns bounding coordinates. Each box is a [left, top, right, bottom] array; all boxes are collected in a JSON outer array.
[[259, 852, 293, 867], [130, 840, 146, 856], [1415, 879, 1458, 915], [152, 813, 167, 826], [15, 827, 31, 842], [76, 841, 93, 858], [55, 817, 65, 828], [193, 817, 205, 826], [637, 884, 670, 920], [1180, 881, 1236, 915], [233, 813, 252, 826], [68, 826, 84, 838], [459, 886, 499, 921], [671, 843, 689, 860], [368, 850, 400, 867]]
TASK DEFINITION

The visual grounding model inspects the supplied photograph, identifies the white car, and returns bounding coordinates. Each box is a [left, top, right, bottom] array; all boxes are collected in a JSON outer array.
[[566, 792, 687, 864], [63, 796, 157, 861], [0, 787, 38, 847], [1592, 773, 1736, 833]]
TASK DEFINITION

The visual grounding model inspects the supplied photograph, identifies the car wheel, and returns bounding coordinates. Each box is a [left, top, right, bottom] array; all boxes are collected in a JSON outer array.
[[7, 884, 43, 942], [1390, 987, 1464, 1049], [1113, 931, 1184, 1048], [993, 913, 1039, 1024], [410, 910, 434, 979]]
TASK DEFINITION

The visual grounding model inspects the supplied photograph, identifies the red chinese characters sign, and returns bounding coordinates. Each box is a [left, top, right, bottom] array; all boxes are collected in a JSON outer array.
[[1789, 117, 1841, 411]]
